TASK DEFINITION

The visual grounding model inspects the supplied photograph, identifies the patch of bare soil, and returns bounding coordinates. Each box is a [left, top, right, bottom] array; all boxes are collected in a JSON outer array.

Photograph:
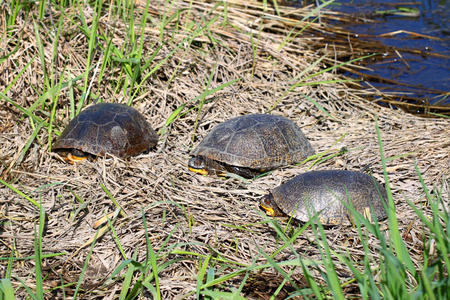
[[0, 1, 449, 298]]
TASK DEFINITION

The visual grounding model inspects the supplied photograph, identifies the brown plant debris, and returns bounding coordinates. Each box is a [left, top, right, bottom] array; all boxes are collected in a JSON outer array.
[[0, 0, 449, 299]]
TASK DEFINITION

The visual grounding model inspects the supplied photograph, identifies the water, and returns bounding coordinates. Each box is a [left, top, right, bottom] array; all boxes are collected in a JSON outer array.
[[325, 0, 450, 107]]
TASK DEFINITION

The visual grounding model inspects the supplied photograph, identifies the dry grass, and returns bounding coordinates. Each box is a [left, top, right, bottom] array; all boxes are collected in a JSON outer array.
[[0, 0, 449, 299]]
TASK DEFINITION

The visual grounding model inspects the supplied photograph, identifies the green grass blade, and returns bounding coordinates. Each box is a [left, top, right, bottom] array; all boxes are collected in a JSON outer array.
[[277, 0, 336, 51], [38, 0, 47, 20], [33, 19, 49, 90], [303, 54, 376, 83], [298, 257, 323, 299], [420, 270, 436, 300], [375, 120, 416, 275], [27, 69, 91, 118], [269, 55, 326, 112], [48, 70, 65, 152], [3, 56, 35, 94], [97, 39, 113, 87], [0, 278, 16, 300], [34, 202, 45, 300], [0, 93, 46, 127], [5, 0, 21, 30], [100, 183, 127, 218], [106, 209, 127, 260], [164, 77, 240, 130], [142, 210, 161, 299], [13, 276, 38, 300], [72, 228, 100, 299], [196, 255, 212, 299], [0, 253, 66, 262], [79, 0, 103, 113], [316, 223, 345, 300], [123, 223, 176, 299], [200, 289, 247, 300], [137, 0, 151, 57], [5, 245, 14, 279], [48, 9, 65, 88], [0, 179, 40, 209], [197, 258, 317, 290], [271, 270, 293, 300], [130, 15, 221, 101], [191, 64, 217, 139], [410, 165, 449, 269], [119, 250, 138, 300], [17, 119, 45, 166], [257, 246, 299, 290]]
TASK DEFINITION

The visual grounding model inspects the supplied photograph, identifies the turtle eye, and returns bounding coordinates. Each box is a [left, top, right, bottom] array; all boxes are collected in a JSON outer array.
[[260, 196, 276, 216], [72, 149, 87, 158], [260, 195, 270, 206], [196, 157, 204, 169], [188, 156, 204, 169]]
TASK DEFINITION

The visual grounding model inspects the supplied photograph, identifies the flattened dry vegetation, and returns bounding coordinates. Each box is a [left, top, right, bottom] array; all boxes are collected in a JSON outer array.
[[0, 0, 448, 298]]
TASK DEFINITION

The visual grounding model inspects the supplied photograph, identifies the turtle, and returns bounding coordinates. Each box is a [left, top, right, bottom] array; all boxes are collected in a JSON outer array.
[[188, 114, 315, 178], [260, 170, 388, 225], [53, 103, 158, 163]]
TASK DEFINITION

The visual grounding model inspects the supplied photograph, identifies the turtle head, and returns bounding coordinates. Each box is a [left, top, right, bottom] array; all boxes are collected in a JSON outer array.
[[260, 194, 284, 217], [188, 156, 240, 177], [65, 148, 88, 164], [188, 156, 209, 175]]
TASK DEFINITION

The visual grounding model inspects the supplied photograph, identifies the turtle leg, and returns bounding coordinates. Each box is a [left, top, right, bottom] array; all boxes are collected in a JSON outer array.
[[188, 156, 262, 179], [223, 165, 261, 179]]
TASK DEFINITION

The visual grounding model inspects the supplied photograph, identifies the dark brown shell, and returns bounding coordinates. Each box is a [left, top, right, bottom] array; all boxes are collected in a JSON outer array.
[[270, 170, 388, 225], [53, 103, 158, 158], [190, 114, 315, 170]]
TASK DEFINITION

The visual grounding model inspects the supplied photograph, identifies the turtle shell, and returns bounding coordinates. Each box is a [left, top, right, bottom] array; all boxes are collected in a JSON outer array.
[[270, 170, 388, 225], [190, 114, 315, 170], [53, 103, 158, 158]]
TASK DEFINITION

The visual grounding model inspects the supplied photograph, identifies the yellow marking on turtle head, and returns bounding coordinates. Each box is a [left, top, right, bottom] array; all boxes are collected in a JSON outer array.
[[188, 167, 209, 175], [260, 202, 276, 216], [66, 153, 87, 164]]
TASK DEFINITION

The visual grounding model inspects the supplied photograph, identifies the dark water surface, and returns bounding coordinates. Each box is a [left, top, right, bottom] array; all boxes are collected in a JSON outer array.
[[325, 0, 450, 107]]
